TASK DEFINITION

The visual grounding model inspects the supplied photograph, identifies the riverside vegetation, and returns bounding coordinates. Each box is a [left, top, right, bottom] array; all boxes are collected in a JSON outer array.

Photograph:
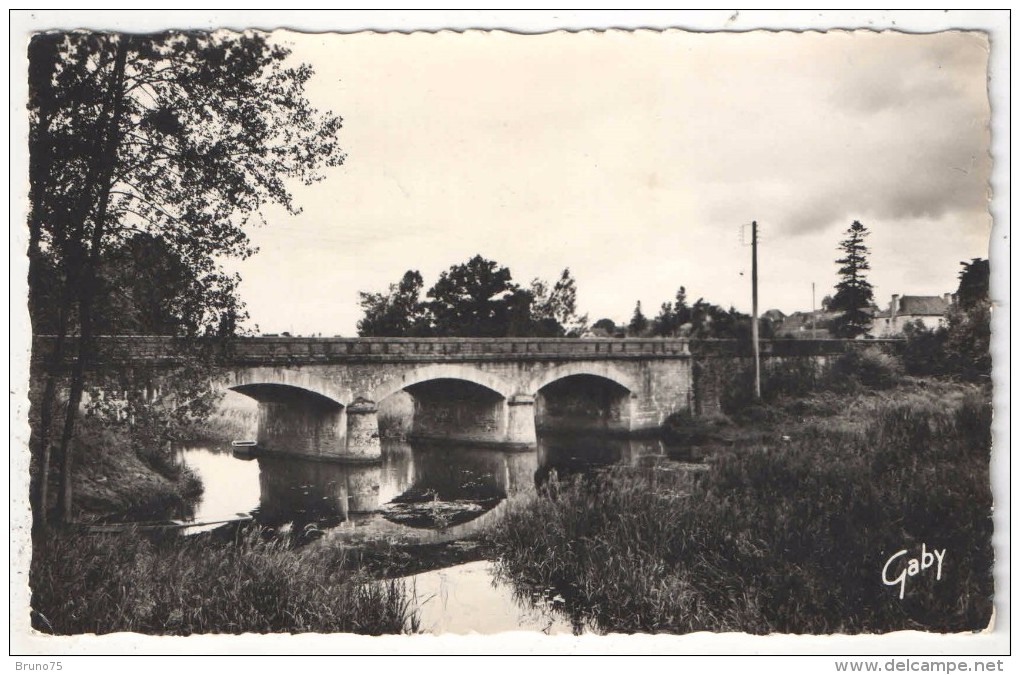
[[487, 351, 994, 635], [31, 346, 994, 636], [31, 405, 202, 525], [31, 529, 419, 635], [29, 393, 425, 636]]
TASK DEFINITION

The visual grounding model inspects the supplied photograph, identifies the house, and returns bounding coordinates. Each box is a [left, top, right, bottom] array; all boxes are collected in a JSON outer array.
[[775, 310, 839, 339], [871, 294, 953, 337]]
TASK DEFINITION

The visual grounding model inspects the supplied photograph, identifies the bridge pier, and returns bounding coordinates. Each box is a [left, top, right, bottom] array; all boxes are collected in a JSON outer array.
[[345, 398, 382, 460], [256, 399, 345, 459], [506, 394, 537, 447]]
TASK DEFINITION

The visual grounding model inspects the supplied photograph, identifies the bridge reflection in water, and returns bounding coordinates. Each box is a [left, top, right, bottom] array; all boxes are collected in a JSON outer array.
[[179, 433, 680, 538]]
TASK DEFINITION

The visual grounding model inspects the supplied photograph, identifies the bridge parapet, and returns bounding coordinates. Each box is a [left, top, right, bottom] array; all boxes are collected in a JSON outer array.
[[31, 335, 904, 368], [32, 335, 693, 366], [228, 337, 692, 363]]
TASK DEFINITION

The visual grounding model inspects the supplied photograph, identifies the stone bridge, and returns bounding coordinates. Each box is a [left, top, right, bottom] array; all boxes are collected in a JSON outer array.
[[34, 336, 693, 460], [31, 336, 890, 462]]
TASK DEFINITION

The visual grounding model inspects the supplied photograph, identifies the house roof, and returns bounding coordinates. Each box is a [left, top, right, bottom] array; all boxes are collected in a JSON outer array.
[[898, 295, 950, 316], [776, 310, 839, 337]]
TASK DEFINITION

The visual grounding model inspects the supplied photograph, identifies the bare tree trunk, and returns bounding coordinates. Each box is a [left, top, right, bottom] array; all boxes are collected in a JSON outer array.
[[27, 83, 61, 529], [54, 39, 130, 524], [32, 300, 70, 529]]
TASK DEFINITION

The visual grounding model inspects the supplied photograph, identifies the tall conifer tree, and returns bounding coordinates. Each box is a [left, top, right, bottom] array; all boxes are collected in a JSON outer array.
[[831, 220, 874, 338]]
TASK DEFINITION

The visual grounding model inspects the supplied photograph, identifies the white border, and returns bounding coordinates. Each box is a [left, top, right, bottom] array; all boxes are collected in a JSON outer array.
[[7, 9, 1011, 660]]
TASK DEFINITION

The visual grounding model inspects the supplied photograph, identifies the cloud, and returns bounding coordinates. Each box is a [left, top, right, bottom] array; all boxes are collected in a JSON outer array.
[[689, 31, 991, 237], [241, 29, 993, 334]]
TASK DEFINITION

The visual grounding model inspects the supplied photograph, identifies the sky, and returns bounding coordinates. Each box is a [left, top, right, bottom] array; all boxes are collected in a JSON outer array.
[[221, 28, 991, 336]]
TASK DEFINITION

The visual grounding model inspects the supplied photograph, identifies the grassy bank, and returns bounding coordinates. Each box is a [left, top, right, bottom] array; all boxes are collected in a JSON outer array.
[[31, 528, 419, 635], [35, 413, 203, 523], [488, 379, 993, 634]]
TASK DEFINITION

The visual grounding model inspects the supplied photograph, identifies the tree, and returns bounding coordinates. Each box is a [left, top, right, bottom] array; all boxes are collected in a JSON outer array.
[[94, 233, 246, 335], [897, 258, 991, 380], [628, 301, 648, 336], [955, 258, 990, 310], [682, 298, 754, 341], [357, 258, 595, 337], [530, 268, 588, 337], [28, 31, 344, 524], [591, 318, 618, 336], [651, 286, 693, 337], [946, 258, 991, 378], [357, 270, 431, 337], [674, 287, 691, 326], [830, 220, 875, 338], [427, 255, 524, 337]]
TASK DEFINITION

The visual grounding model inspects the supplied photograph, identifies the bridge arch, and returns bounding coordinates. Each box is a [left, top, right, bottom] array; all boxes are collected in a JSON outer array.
[[371, 364, 520, 447], [531, 364, 639, 434], [228, 383, 344, 409], [220, 368, 346, 406], [527, 362, 639, 397], [221, 378, 348, 459], [370, 364, 516, 403]]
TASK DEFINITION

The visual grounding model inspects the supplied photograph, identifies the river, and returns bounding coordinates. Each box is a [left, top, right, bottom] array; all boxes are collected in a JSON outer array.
[[174, 434, 704, 634]]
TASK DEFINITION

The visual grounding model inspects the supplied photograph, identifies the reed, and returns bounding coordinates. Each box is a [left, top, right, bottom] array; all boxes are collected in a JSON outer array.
[[31, 528, 420, 635], [488, 381, 994, 634]]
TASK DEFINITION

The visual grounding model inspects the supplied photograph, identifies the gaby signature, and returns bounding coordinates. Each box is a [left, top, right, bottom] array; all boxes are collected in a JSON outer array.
[[882, 544, 946, 599]]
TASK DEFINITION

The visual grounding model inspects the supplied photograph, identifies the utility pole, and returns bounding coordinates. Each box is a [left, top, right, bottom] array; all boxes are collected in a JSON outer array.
[[812, 282, 817, 337], [751, 221, 761, 400]]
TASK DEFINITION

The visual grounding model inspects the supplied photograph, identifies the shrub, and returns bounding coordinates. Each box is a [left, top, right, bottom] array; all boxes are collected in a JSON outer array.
[[829, 346, 903, 390], [945, 302, 992, 380], [663, 408, 729, 445], [895, 303, 992, 382], [68, 414, 202, 521], [897, 321, 950, 376]]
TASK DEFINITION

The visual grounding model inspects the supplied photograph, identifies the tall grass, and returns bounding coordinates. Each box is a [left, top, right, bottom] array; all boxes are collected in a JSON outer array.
[[488, 382, 993, 634], [31, 528, 420, 635]]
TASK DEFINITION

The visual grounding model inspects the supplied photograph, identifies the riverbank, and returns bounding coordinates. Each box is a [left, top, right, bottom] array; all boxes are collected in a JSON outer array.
[[51, 415, 203, 523], [30, 527, 419, 635], [486, 377, 994, 634], [29, 372, 994, 636]]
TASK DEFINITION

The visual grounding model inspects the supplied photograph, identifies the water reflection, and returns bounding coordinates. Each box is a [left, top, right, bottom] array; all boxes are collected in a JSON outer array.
[[381, 442, 537, 529], [255, 456, 384, 528], [179, 433, 692, 534], [535, 432, 689, 483], [175, 427, 706, 633], [406, 560, 579, 635], [176, 447, 261, 523]]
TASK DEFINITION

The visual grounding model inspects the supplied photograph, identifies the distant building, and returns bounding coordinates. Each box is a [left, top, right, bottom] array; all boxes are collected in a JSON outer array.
[[871, 294, 954, 337], [776, 310, 839, 339]]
